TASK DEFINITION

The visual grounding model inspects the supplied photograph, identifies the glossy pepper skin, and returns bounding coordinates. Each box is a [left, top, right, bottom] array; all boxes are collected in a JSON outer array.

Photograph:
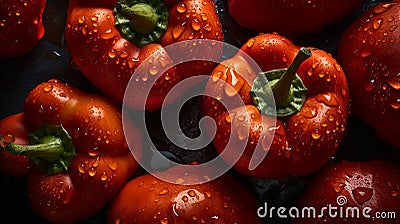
[[107, 166, 263, 223], [337, 1, 400, 150], [0, 79, 142, 224], [292, 160, 400, 224], [201, 33, 350, 179], [0, 0, 46, 60], [228, 0, 366, 38], [65, 0, 223, 111], [0, 113, 32, 177]]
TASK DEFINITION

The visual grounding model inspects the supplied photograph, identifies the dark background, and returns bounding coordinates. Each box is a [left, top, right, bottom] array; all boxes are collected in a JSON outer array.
[[0, 0, 399, 223]]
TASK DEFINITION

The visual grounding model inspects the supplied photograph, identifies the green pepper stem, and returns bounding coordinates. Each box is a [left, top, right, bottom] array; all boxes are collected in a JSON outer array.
[[116, 2, 159, 34], [6, 136, 64, 163], [1, 124, 75, 175], [272, 47, 311, 108]]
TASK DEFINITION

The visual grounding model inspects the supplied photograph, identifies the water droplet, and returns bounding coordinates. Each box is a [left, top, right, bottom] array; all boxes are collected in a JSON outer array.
[[182, 196, 188, 202], [225, 114, 232, 123], [317, 94, 339, 107], [312, 62, 319, 69], [142, 76, 148, 82], [177, 3, 187, 13], [364, 80, 375, 91], [158, 189, 168, 195], [81, 26, 88, 35], [63, 186, 73, 204], [88, 168, 96, 177], [88, 149, 99, 157], [175, 178, 185, 184], [78, 164, 86, 173], [373, 19, 383, 30], [237, 128, 247, 141], [333, 182, 346, 193], [191, 18, 201, 31], [200, 13, 208, 21], [107, 161, 118, 171], [188, 190, 196, 197], [91, 45, 100, 52], [192, 216, 198, 221], [205, 191, 212, 198], [149, 66, 159, 75], [116, 51, 128, 60], [78, 16, 85, 24], [387, 75, 400, 89], [361, 49, 372, 58], [91, 16, 98, 22], [212, 71, 223, 82], [44, 85, 53, 92], [390, 99, 400, 110], [352, 187, 373, 205], [311, 129, 321, 140], [99, 29, 114, 40], [224, 83, 237, 97], [335, 64, 342, 72], [203, 24, 212, 32], [172, 23, 186, 39], [373, 3, 394, 14], [246, 38, 255, 48], [304, 108, 317, 118], [160, 217, 169, 224], [282, 54, 288, 62], [101, 172, 107, 181], [390, 190, 398, 197]]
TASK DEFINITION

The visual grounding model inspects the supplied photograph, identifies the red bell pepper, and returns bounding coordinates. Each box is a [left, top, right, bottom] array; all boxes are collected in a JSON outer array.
[[0, 79, 142, 223], [201, 33, 350, 179], [292, 160, 400, 224], [228, 0, 366, 37], [107, 166, 263, 223], [65, 0, 223, 111], [337, 0, 400, 150], [0, 0, 46, 60]]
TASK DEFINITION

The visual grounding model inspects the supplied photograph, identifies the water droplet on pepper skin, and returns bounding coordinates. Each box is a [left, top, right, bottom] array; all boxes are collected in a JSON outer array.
[[172, 23, 186, 39], [390, 99, 400, 110], [352, 187, 373, 205], [373, 3, 394, 14], [191, 18, 201, 31], [246, 38, 255, 48], [177, 3, 187, 13]]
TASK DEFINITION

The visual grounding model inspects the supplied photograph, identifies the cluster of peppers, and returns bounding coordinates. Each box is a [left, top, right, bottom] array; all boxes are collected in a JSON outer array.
[[0, 0, 399, 223]]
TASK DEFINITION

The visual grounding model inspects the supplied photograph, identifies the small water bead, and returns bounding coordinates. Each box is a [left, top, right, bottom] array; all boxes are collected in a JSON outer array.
[[149, 66, 159, 75], [203, 24, 212, 32], [100, 172, 108, 181], [158, 189, 168, 195], [373, 19, 383, 30], [246, 38, 255, 48], [200, 13, 208, 21], [311, 129, 321, 140], [43, 85, 53, 92], [188, 190, 196, 197], [91, 16, 98, 22], [390, 190, 398, 197], [88, 168, 96, 177], [191, 18, 201, 31], [78, 16, 85, 24], [177, 3, 187, 13]]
